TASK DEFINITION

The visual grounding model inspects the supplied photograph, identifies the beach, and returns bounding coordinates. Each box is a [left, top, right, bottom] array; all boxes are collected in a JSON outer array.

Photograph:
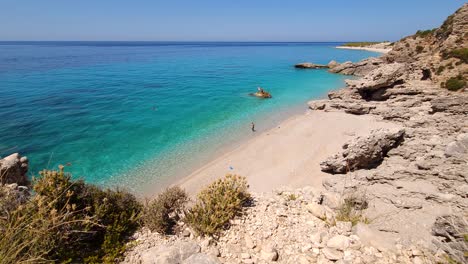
[[178, 109, 399, 194], [335, 46, 392, 53]]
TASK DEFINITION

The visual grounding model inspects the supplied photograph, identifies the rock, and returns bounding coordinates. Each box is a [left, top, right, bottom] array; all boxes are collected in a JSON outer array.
[[343, 103, 376, 115], [431, 214, 468, 263], [345, 63, 406, 92], [140, 241, 201, 264], [244, 235, 255, 249], [0, 153, 29, 185], [306, 203, 327, 220], [326, 235, 351, 251], [322, 248, 344, 260], [308, 100, 327, 110], [329, 57, 384, 76], [321, 128, 405, 173], [335, 221, 353, 234], [182, 253, 221, 264], [295, 62, 328, 69], [431, 95, 468, 115], [208, 247, 221, 257], [260, 244, 279, 261], [328, 60, 339, 69], [444, 133, 468, 158]]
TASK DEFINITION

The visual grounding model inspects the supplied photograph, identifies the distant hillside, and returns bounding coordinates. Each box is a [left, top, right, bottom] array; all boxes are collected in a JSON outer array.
[[383, 3, 467, 90]]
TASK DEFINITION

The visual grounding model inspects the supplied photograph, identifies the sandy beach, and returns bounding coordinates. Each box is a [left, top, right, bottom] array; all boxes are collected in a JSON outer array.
[[335, 46, 392, 53], [178, 109, 399, 194]]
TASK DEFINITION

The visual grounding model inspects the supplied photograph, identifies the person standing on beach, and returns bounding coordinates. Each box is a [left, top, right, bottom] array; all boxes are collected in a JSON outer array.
[[251, 122, 255, 132]]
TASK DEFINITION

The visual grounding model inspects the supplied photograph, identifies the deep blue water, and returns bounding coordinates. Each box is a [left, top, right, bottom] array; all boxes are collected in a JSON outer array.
[[0, 42, 377, 193]]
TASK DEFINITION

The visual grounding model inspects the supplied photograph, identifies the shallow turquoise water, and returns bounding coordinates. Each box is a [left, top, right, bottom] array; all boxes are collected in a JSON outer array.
[[0, 42, 377, 192]]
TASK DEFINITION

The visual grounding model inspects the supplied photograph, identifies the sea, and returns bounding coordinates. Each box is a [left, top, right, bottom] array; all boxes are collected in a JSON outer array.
[[0, 41, 378, 194]]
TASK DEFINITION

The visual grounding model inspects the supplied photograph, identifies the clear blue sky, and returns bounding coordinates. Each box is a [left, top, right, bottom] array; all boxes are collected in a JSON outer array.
[[0, 0, 464, 41]]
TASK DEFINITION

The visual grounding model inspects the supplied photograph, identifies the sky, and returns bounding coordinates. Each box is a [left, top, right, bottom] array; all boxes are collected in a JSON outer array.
[[0, 0, 464, 41]]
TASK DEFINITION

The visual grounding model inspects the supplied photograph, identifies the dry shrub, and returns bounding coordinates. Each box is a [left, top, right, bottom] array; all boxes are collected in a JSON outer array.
[[0, 165, 142, 264], [142, 186, 188, 234], [335, 192, 369, 226], [185, 174, 250, 236]]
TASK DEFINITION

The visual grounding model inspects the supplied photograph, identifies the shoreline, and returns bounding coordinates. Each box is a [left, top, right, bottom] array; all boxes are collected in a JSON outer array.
[[335, 46, 391, 53], [176, 109, 400, 195]]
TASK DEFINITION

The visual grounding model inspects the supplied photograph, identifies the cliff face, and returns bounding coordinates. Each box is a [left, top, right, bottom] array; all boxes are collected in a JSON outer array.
[[308, 4, 468, 263]]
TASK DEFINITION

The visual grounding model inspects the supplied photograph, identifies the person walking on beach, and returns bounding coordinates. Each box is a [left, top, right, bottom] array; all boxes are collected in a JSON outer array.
[[251, 122, 255, 132]]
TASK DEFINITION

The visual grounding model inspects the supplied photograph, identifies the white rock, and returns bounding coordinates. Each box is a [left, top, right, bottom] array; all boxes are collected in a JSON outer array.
[[306, 203, 327, 220], [322, 248, 344, 261], [326, 235, 350, 251]]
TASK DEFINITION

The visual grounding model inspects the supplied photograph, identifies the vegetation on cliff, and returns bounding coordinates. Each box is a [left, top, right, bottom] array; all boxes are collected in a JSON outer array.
[[0, 166, 142, 263]]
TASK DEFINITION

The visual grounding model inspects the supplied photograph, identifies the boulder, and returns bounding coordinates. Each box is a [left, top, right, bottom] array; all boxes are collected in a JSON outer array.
[[326, 235, 351, 251], [294, 62, 328, 69], [260, 243, 279, 261], [308, 100, 327, 110], [328, 60, 339, 69], [320, 128, 405, 173], [329, 57, 384, 76], [182, 254, 220, 264], [345, 63, 406, 92], [0, 153, 29, 185], [140, 241, 201, 264]]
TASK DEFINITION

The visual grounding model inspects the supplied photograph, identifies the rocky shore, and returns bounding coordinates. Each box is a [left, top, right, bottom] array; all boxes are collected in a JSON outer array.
[[122, 4, 467, 264]]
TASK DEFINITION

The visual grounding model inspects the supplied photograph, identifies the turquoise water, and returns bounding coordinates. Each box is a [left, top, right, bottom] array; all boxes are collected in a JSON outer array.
[[0, 42, 377, 193]]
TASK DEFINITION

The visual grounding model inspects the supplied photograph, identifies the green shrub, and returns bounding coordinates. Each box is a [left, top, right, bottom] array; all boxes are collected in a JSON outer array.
[[414, 29, 436, 38], [444, 48, 468, 63], [436, 65, 446, 75], [444, 76, 466, 91], [335, 193, 369, 226], [185, 174, 251, 236], [415, 45, 424, 53], [0, 166, 142, 263], [142, 186, 188, 234], [341, 42, 380, 47]]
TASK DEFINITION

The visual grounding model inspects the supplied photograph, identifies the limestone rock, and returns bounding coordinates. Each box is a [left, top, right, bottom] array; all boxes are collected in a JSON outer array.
[[328, 60, 339, 69], [140, 241, 201, 264], [322, 248, 343, 261], [320, 128, 405, 173], [182, 253, 220, 264], [326, 235, 350, 251], [329, 57, 384, 76], [0, 153, 29, 185], [345, 63, 406, 91], [294, 62, 328, 69], [445, 133, 468, 158]]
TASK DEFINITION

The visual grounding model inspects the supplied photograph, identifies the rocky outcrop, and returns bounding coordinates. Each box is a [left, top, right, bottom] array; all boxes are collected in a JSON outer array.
[[294, 62, 328, 69], [345, 63, 406, 92], [0, 153, 29, 185], [320, 128, 405, 173], [328, 57, 384, 76], [431, 215, 468, 264]]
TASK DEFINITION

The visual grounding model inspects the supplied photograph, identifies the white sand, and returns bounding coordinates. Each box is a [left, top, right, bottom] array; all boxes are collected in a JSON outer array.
[[336, 46, 391, 53], [178, 110, 399, 195]]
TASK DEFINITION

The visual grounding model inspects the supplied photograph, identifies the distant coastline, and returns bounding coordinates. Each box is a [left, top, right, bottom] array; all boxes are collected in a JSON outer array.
[[335, 46, 391, 53]]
